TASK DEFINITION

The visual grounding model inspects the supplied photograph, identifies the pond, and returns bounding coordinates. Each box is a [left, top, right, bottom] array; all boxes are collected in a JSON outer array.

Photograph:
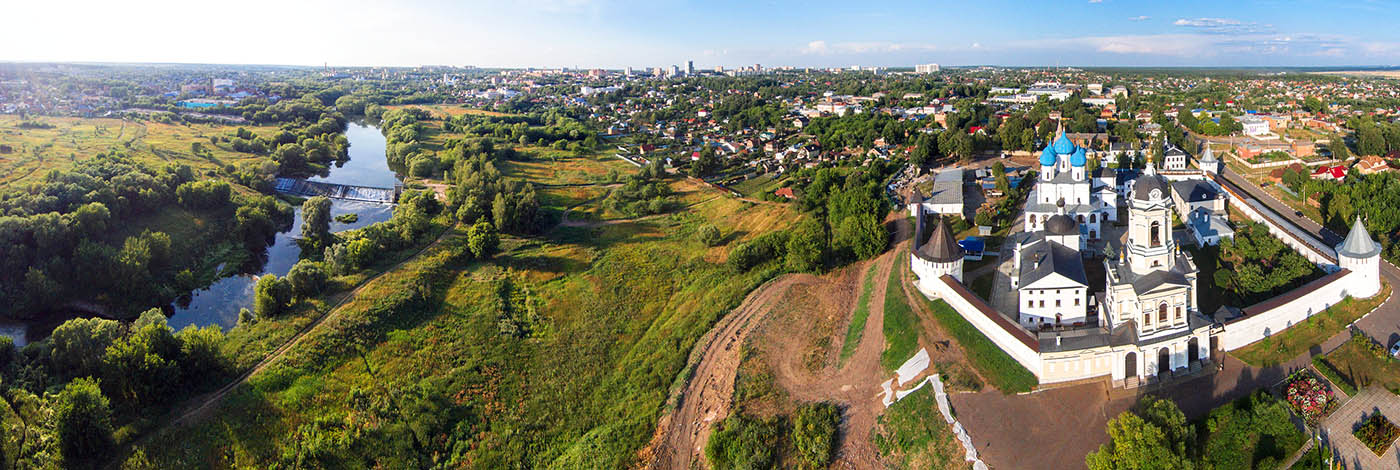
[[0, 122, 402, 346]]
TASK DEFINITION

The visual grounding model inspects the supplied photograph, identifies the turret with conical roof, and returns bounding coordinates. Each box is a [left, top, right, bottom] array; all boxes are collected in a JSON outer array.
[[1336, 216, 1382, 298], [910, 213, 966, 285]]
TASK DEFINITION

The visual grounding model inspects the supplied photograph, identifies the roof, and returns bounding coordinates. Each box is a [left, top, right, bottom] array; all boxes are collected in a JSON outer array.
[[1131, 173, 1169, 202], [1170, 180, 1222, 203], [959, 237, 985, 253], [1019, 239, 1088, 288], [1053, 132, 1077, 154], [1338, 217, 1382, 259], [1070, 147, 1087, 167], [1045, 213, 1078, 235], [918, 217, 965, 263], [1040, 145, 1057, 166]]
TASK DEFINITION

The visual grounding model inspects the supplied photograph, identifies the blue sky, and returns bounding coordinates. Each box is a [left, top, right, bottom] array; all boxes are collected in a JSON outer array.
[[4, 0, 1400, 67]]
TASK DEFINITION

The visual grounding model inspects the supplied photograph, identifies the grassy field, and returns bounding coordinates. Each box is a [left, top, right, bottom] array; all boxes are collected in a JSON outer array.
[[0, 115, 277, 190], [1314, 331, 1400, 396], [387, 104, 517, 119], [880, 256, 923, 371], [1233, 281, 1391, 367], [872, 383, 964, 470], [136, 151, 805, 468], [912, 289, 1036, 394], [840, 263, 880, 365]]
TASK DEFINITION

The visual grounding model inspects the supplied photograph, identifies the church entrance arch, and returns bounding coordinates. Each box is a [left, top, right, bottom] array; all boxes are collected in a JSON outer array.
[[1157, 347, 1171, 376], [1124, 352, 1137, 379]]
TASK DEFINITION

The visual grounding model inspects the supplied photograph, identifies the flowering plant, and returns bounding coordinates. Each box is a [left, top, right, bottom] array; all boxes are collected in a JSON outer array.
[[1284, 371, 1336, 426], [1355, 414, 1400, 456]]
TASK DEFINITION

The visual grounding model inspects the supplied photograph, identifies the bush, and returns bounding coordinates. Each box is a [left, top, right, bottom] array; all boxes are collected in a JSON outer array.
[[697, 224, 723, 246], [466, 220, 500, 259], [53, 377, 115, 469], [727, 231, 789, 272], [254, 274, 293, 316], [286, 260, 329, 299], [792, 403, 840, 469], [705, 414, 781, 470], [1354, 414, 1400, 456]]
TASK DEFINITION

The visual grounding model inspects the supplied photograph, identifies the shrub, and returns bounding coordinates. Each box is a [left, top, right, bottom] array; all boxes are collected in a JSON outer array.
[[792, 403, 840, 469], [286, 260, 329, 299], [254, 274, 293, 316], [1354, 414, 1400, 456], [466, 219, 500, 259], [705, 414, 781, 470], [697, 224, 723, 247]]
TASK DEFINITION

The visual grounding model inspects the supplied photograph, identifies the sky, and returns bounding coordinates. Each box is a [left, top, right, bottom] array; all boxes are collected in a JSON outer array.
[[4, 0, 1400, 68]]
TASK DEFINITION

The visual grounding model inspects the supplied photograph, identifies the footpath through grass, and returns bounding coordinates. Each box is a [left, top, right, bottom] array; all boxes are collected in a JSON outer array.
[[880, 256, 922, 371], [1233, 281, 1390, 367], [840, 262, 880, 365], [912, 289, 1036, 394]]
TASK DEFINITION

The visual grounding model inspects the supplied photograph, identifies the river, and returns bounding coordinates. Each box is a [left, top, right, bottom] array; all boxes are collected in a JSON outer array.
[[0, 122, 401, 345]]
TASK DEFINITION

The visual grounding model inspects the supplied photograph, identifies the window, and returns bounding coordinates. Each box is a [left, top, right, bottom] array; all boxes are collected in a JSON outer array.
[[1150, 221, 1162, 247], [1039, 301, 1045, 308], [1158, 303, 1168, 323], [1144, 313, 1151, 326], [1176, 307, 1182, 320], [1028, 300, 1033, 308], [1077, 215, 1085, 223], [1153, 260, 1161, 267], [1090, 214, 1097, 223], [1055, 300, 1061, 307], [1074, 298, 1081, 306]]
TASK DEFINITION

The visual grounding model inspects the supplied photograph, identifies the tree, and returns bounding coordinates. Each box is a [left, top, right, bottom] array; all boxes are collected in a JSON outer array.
[[103, 314, 181, 407], [286, 259, 329, 299], [1086, 397, 1195, 470], [1329, 138, 1351, 160], [785, 218, 826, 272], [48, 317, 123, 380], [466, 219, 500, 259], [696, 224, 723, 247], [254, 274, 293, 316], [53, 378, 114, 470], [300, 196, 332, 242]]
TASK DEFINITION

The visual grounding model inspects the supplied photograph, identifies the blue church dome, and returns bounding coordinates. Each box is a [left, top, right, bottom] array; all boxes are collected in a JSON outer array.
[[1040, 145, 1057, 166], [1070, 147, 1087, 167], [1053, 133, 1076, 155]]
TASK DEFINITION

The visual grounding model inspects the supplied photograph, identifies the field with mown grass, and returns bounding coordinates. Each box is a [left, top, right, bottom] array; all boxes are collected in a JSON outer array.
[[135, 152, 806, 468]]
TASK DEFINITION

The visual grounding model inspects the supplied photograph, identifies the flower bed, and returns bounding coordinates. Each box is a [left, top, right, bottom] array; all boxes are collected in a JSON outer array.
[[1284, 370, 1337, 426], [1354, 414, 1400, 457]]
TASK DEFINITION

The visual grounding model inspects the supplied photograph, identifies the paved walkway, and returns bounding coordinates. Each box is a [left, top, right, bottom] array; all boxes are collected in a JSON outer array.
[[1322, 387, 1400, 469]]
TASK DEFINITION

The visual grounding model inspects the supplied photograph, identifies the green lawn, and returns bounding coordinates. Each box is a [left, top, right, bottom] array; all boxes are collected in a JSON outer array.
[[912, 290, 1037, 394], [840, 262, 880, 366], [872, 382, 964, 470], [1314, 331, 1400, 396], [1233, 281, 1391, 367], [880, 256, 922, 371]]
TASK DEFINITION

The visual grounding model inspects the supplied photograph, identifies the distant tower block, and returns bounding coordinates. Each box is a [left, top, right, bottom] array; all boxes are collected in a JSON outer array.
[[1336, 217, 1383, 298]]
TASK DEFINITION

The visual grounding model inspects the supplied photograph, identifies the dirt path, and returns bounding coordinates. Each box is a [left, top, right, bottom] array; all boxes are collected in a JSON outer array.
[[645, 214, 913, 470], [156, 227, 455, 430], [645, 273, 822, 470]]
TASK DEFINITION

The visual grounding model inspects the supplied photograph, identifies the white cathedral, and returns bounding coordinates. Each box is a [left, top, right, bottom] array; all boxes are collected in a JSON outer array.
[[1023, 129, 1120, 241]]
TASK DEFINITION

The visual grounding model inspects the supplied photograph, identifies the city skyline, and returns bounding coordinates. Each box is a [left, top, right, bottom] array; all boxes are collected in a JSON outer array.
[[4, 0, 1400, 68]]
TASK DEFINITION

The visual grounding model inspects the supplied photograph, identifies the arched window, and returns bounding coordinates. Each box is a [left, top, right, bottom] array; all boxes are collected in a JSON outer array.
[[1150, 221, 1161, 247], [1158, 303, 1168, 323], [1077, 215, 1085, 223], [1090, 214, 1097, 223]]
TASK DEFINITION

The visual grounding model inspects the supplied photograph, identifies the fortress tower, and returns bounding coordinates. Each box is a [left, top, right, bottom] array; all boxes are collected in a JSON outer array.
[[1337, 217, 1382, 298]]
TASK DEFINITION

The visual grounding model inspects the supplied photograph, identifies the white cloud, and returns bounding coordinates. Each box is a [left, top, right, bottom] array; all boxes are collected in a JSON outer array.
[[801, 40, 936, 55], [1088, 0, 1103, 3], [1173, 17, 1272, 34], [1129, 15, 1150, 21]]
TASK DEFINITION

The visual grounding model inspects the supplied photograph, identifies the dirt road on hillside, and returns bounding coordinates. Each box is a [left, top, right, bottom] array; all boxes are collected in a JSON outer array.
[[644, 215, 913, 470], [643, 272, 821, 470]]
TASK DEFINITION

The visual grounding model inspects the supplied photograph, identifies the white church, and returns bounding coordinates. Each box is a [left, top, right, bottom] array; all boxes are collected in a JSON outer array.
[[912, 152, 1385, 388], [1023, 128, 1120, 241]]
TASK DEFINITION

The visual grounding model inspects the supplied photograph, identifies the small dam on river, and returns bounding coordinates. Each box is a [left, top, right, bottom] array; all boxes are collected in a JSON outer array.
[[275, 178, 400, 203]]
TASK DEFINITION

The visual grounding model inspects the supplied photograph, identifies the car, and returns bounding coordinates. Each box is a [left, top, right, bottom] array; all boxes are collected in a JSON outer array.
[[1295, 211, 1304, 217], [1390, 342, 1400, 359]]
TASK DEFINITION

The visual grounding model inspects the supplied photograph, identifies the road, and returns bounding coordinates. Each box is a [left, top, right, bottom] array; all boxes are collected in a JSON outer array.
[[1217, 166, 1400, 345]]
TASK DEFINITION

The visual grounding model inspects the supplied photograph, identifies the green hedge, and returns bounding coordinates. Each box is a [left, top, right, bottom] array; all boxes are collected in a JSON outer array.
[[914, 294, 1037, 393]]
